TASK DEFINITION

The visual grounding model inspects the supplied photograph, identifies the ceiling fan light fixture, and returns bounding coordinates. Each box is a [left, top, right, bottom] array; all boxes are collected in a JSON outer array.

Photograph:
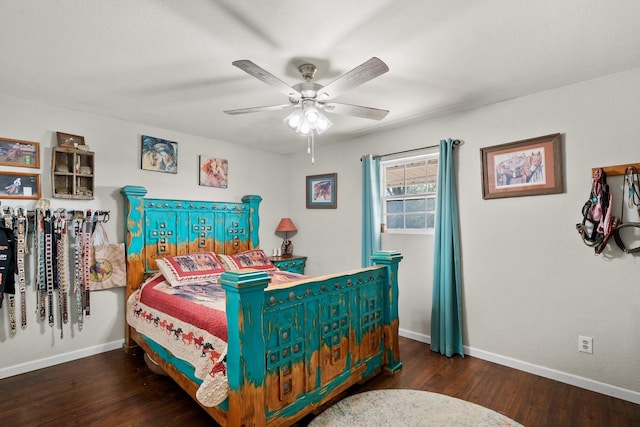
[[299, 120, 312, 135], [314, 114, 333, 134], [284, 109, 304, 131], [304, 105, 320, 124], [284, 102, 332, 136]]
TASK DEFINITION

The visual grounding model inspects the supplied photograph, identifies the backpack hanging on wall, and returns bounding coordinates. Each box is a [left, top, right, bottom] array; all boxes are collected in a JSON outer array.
[[576, 168, 618, 254]]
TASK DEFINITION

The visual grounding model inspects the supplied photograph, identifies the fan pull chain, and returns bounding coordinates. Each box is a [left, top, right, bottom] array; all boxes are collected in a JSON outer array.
[[307, 134, 315, 164]]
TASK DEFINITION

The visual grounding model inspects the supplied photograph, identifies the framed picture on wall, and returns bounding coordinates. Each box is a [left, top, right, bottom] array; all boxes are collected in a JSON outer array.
[[56, 132, 86, 148], [480, 133, 563, 199], [0, 137, 40, 168], [0, 172, 41, 199], [199, 156, 228, 188], [306, 173, 337, 209], [141, 135, 178, 174]]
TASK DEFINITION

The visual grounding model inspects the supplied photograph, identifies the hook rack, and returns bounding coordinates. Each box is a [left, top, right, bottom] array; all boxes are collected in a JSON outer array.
[[592, 163, 640, 177], [2, 208, 110, 232]]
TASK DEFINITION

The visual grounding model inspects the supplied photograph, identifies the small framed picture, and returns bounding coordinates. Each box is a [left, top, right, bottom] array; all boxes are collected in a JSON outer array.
[[199, 156, 228, 188], [56, 132, 85, 148], [0, 172, 41, 200], [480, 133, 563, 199], [0, 137, 40, 168], [306, 173, 337, 209], [141, 135, 178, 174]]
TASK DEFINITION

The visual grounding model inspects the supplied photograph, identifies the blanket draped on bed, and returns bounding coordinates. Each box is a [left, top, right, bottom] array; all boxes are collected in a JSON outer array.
[[127, 270, 309, 406]]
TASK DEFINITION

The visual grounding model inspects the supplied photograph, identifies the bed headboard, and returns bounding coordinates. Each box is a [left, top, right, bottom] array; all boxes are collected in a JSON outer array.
[[121, 185, 262, 294]]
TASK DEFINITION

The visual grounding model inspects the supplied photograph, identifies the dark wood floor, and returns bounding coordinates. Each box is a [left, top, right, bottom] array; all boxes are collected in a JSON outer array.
[[1, 337, 638, 426]]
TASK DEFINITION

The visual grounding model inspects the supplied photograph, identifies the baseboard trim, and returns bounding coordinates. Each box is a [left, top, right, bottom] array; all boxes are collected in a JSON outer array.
[[398, 329, 640, 405], [5, 333, 640, 405], [0, 340, 123, 380]]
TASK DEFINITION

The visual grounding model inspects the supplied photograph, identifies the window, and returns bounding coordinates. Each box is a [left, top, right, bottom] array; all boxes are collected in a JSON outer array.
[[382, 154, 439, 233]]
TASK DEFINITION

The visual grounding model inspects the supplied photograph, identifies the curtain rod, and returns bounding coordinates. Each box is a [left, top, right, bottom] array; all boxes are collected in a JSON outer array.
[[364, 139, 462, 161]]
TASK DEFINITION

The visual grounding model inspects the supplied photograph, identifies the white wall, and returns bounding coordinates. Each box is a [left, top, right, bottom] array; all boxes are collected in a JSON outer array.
[[288, 68, 640, 402], [0, 93, 288, 376]]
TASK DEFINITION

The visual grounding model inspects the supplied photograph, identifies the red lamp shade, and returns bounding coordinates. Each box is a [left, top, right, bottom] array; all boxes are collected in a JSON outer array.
[[275, 218, 297, 257], [275, 218, 297, 233]]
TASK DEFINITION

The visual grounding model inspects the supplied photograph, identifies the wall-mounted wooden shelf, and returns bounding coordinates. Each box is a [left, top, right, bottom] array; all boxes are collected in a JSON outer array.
[[51, 147, 95, 199]]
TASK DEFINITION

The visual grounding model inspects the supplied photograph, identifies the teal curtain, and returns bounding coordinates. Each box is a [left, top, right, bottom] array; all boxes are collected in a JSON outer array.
[[431, 139, 464, 357], [361, 154, 381, 267]]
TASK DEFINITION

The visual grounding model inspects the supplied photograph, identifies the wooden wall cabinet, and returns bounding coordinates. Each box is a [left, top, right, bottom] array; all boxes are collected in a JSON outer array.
[[51, 147, 95, 199]]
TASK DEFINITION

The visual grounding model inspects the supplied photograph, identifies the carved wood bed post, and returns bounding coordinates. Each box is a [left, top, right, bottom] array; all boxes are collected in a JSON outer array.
[[372, 250, 403, 374], [242, 195, 262, 250], [220, 269, 271, 427], [121, 185, 148, 352]]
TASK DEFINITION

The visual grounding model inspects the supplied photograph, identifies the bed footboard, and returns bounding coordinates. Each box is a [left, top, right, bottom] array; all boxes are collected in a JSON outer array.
[[220, 251, 403, 426]]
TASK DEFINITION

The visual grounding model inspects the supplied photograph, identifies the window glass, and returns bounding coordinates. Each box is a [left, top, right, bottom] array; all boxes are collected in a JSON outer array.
[[382, 154, 438, 233]]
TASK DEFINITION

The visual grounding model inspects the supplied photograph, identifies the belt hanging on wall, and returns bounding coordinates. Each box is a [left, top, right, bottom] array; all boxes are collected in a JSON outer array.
[[82, 210, 93, 316], [0, 208, 16, 335], [35, 203, 47, 321], [54, 209, 69, 338], [16, 208, 27, 331], [72, 215, 84, 330], [44, 209, 56, 327]]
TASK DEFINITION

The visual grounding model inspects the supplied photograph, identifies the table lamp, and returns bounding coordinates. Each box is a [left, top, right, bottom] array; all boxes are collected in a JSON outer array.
[[275, 217, 297, 257]]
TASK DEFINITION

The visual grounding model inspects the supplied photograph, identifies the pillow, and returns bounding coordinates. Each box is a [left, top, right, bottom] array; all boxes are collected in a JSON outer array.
[[219, 249, 276, 271], [217, 254, 235, 271], [156, 252, 226, 286]]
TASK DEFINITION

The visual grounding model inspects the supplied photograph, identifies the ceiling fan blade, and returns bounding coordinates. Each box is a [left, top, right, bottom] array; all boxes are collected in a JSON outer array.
[[232, 60, 301, 98], [223, 104, 292, 115], [323, 102, 389, 120], [316, 57, 389, 101]]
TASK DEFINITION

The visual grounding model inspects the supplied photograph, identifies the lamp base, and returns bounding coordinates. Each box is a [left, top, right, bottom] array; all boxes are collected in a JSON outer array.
[[281, 239, 294, 257]]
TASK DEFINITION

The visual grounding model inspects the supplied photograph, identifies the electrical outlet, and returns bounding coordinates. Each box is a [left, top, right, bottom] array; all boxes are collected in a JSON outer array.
[[579, 336, 593, 354]]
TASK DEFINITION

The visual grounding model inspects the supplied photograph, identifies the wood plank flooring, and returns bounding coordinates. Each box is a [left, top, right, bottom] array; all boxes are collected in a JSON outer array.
[[1, 337, 638, 426]]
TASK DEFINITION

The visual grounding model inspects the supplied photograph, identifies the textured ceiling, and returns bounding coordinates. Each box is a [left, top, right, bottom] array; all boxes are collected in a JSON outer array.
[[1, 1, 640, 154]]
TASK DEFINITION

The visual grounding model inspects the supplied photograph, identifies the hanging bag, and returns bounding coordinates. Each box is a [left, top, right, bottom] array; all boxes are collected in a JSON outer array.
[[89, 222, 126, 290]]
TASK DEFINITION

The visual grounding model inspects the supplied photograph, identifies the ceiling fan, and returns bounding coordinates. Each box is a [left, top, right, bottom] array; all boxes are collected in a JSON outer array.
[[223, 57, 389, 162]]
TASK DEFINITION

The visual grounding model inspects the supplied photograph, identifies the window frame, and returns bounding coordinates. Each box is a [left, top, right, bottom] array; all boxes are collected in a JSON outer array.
[[381, 152, 439, 235]]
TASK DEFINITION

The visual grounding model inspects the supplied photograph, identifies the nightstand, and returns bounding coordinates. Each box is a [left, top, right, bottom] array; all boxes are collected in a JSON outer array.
[[269, 255, 307, 274]]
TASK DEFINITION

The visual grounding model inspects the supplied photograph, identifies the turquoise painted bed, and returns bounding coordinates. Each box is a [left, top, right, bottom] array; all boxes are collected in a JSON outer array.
[[121, 186, 402, 426]]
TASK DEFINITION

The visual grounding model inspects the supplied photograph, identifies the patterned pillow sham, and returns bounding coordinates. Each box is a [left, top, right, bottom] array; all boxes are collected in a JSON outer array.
[[156, 251, 226, 286], [219, 249, 276, 271]]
